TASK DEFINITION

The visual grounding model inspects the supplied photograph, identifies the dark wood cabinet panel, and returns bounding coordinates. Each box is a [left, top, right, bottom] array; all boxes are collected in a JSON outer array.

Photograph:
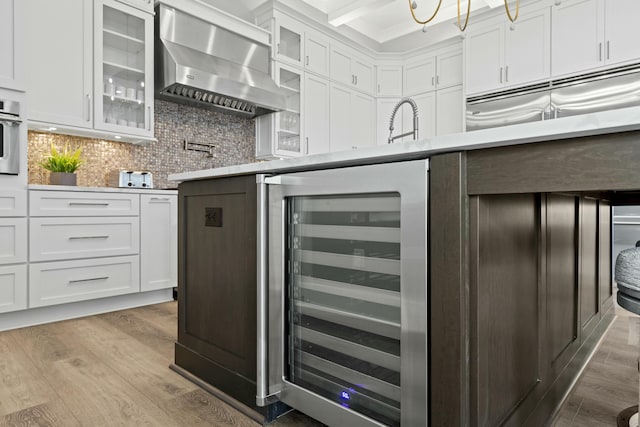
[[599, 201, 613, 310], [471, 194, 540, 426], [580, 198, 599, 335], [176, 175, 260, 411], [546, 194, 579, 369]]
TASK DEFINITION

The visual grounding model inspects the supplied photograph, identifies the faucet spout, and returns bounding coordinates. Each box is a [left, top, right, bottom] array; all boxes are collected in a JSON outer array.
[[388, 97, 419, 144]]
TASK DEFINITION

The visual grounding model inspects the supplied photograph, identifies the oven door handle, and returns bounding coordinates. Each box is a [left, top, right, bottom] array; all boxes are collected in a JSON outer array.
[[256, 174, 281, 406], [0, 113, 21, 124]]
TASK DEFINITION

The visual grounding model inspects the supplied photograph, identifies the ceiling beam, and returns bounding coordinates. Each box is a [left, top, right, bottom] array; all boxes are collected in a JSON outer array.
[[327, 0, 395, 27]]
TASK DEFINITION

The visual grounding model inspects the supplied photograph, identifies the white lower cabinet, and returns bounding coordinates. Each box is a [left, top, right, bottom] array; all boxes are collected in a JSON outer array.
[[0, 264, 27, 314], [29, 255, 140, 308], [0, 218, 27, 265], [29, 216, 139, 262], [140, 194, 177, 292]]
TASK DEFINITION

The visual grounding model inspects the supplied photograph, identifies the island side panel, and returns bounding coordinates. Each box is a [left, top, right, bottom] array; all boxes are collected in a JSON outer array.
[[429, 152, 470, 427], [176, 175, 258, 408]]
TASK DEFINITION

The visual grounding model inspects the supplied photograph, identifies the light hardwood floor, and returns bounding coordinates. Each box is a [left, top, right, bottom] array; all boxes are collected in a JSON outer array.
[[0, 302, 323, 426], [0, 301, 634, 426]]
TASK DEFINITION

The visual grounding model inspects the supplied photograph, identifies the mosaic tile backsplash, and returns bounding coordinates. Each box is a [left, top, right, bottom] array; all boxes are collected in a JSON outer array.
[[28, 100, 258, 189]]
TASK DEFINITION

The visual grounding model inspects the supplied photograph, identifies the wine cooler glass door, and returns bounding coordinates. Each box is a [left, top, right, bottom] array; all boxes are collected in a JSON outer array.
[[263, 160, 428, 427]]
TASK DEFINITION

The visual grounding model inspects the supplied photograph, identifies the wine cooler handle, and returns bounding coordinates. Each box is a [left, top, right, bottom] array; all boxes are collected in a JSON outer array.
[[256, 174, 280, 406]]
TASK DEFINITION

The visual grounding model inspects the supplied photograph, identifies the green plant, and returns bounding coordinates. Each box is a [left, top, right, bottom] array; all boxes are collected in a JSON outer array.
[[39, 143, 84, 173]]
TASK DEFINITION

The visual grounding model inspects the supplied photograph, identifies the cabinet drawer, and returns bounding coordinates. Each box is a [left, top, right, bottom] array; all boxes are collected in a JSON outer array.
[[0, 264, 27, 313], [29, 256, 140, 308], [0, 189, 27, 217], [0, 218, 27, 265], [29, 191, 139, 216], [30, 217, 139, 262]]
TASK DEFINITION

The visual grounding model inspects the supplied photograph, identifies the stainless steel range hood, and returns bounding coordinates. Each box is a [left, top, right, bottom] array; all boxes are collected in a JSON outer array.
[[155, 3, 286, 118]]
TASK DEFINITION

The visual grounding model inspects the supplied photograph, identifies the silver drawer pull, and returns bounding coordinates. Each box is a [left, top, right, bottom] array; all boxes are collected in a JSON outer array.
[[150, 197, 170, 202], [68, 235, 109, 240], [69, 276, 109, 284], [68, 202, 109, 207]]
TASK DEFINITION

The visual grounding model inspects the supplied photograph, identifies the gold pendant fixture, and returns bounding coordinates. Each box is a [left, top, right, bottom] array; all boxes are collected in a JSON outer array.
[[409, 0, 520, 32]]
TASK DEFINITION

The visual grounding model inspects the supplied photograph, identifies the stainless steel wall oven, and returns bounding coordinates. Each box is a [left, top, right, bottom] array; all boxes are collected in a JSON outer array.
[[257, 160, 429, 426], [0, 98, 20, 175]]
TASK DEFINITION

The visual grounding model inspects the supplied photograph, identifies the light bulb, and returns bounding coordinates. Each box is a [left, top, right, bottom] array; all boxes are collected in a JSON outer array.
[[412, 1, 417, 9], [422, 24, 428, 33]]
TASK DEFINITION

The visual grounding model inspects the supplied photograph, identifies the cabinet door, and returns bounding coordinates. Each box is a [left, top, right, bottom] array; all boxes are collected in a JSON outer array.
[[329, 84, 352, 153], [604, 0, 640, 66], [377, 65, 402, 96], [353, 57, 375, 95], [377, 98, 401, 146], [552, 0, 603, 77], [403, 92, 436, 141], [141, 194, 177, 292], [305, 31, 330, 77], [0, 264, 27, 314], [274, 12, 304, 67], [275, 63, 303, 157], [330, 45, 353, 86], [94, 0, 154, 137], [465, 24, 504, 95], [436, 50, 462, 89], [436, 85, 463, 136], [351, 92, 375, 149], [304, 74, 330, 155], [0, 218, 26, 265], [26, 0, 93, 128], [504, 6, 550, 87], [403, 57, 436, 96], [0, 0, 23, 90]]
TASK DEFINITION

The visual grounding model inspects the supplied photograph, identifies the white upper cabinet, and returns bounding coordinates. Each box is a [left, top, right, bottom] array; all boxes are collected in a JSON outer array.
[[26, 0, 93, 128], [436, 50, 463, 89], [25, 0, 154, 142], [273, 12, 305, 68], [304, 30, 330, 76], [403, 57, 436, 96], [330, 83, 375, 152], [466, 4, 550, 95], [0, 0, 23, 91], [376, 65, 402, 96], [552, 0, 603, 77], [330, 43, 375, 95], [94, 0, 154, 138], [404, 49, 462, 96], [604, 0, 640, 65], [553, 0, 640, 77], [304, 73, 330, 155]]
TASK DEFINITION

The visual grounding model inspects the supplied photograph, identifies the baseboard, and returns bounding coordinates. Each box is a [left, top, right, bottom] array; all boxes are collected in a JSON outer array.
[[0, 288, 173, 331]]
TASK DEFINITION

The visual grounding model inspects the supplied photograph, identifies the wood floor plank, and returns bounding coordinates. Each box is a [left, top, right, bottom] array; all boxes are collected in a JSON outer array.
[[165, 389, 260, 427], [0, 332, 57, 417], [0, 401, 81, 427]]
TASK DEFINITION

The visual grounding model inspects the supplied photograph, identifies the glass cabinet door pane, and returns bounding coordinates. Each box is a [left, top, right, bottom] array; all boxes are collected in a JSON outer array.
[[101, 4, 146, 129], [276, 67, 301, 155], [285, 193, 401, 427], [279, 26, 301, 62]]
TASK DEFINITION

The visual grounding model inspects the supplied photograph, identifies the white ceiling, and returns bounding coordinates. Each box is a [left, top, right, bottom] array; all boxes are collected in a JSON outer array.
[[203, 0, 508, 44]]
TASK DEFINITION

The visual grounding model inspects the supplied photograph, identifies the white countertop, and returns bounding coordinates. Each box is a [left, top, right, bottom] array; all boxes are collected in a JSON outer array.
[[170, 106, 640, 182], [28, 184, 178, 195]]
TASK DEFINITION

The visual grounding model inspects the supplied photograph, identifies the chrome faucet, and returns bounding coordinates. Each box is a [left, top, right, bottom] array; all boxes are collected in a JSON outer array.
[[388, 97, 419, 144]]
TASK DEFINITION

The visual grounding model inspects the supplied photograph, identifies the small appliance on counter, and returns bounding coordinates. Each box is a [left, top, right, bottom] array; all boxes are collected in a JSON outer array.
[[108, 170, 153, 188]]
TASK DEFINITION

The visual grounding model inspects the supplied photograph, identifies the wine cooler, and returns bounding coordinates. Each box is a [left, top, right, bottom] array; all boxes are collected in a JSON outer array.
[[257, 160, 429, 426]]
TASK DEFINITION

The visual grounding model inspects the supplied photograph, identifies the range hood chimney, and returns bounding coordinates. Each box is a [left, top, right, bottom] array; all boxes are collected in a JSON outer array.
[[155, 3, 286, 118]]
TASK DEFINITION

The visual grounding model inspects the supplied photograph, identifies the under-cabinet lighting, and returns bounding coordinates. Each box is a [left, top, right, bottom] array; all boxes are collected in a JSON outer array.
[[114, 135, 122, 140]]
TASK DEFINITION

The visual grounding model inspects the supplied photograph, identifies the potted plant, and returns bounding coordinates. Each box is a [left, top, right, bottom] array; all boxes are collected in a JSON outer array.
[[39, 143, 84, 186]]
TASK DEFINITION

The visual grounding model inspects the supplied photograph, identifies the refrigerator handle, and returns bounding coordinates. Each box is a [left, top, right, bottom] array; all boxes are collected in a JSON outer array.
[[256, 174, 280, 406]]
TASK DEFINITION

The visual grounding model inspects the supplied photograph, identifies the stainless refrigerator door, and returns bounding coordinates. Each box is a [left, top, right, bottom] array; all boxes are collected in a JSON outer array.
[[263, 160, 428, 427], [552, 71, 640, 118], [466, 89, 550, 131]]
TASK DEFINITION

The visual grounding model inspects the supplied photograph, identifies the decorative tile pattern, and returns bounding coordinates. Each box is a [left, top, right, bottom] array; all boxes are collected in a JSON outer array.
[[28, 100, 259, 188]]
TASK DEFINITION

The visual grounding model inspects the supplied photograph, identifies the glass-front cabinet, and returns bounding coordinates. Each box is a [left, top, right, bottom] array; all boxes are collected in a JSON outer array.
[[94, 0, 153, 138], [256, 63, 304, 159]]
